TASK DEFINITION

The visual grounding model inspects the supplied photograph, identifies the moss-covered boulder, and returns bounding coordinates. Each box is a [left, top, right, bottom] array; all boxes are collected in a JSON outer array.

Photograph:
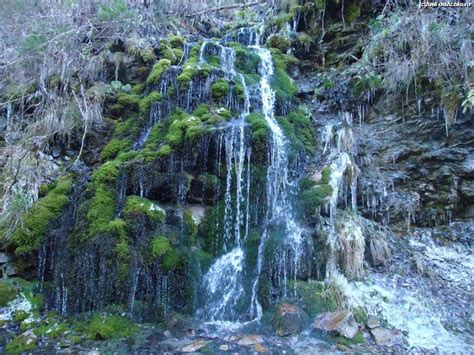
[[123, 196, 166, 223], [86, 314, 137, 340], [12, 176, 72, 255]]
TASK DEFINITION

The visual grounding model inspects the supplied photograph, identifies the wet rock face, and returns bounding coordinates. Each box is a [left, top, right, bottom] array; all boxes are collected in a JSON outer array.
[[273, 303, 308, 336], [312, 310, 360, 339], [357, 108, 474, 227]]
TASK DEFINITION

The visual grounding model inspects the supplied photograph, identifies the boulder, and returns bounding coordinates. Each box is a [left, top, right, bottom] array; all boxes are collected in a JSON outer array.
[[370, 327, 403, 347], [236, 334, 262, 346], [366, 315, 381, 329], [20, 330, 38, 346], [273, 303, 308, 336], [180, 339, 211, 353], [312, 310, 360, 339], [0, 253, 12, 264]]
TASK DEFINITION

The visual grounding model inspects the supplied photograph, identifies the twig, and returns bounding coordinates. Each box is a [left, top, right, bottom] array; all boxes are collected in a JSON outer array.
[[186, 0, 265, 17]]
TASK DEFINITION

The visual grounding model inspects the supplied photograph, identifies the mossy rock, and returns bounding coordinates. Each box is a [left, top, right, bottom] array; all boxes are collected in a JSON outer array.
[[160, 43, 183, 65], [147, 59, 172, 85], [86, 314, 137, 340], [139, 91, 162, 115], [86, 185, 117, 236], [335, 331, 365, 346], [267, 34, 291, 52], [12, 176, 72, 255], [301, 185, 333, 212], [300, 167, 333, 215], [150, 236, 171, 259], [116, 93, 140, 109], [246, 113, 269, 161], [276, 109, 315, 154], [165, 110, 203, 148], [227, 42, 260, 74], [5, 334, 37, 354], [161, 248, 185, 271], [290, 280, 336, 317], [183, 209, 198, 244], [123, 196, 166, 223], [0, 280, 19, 306], [211, 79, 229, 100], [92, 160, 121, 185], [100, 138, 131, 161]]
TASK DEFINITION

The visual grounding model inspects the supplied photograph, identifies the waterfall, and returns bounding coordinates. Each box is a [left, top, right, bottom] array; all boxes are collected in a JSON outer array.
[[249, 45, 304, 320], [198, 39, 253, 322]]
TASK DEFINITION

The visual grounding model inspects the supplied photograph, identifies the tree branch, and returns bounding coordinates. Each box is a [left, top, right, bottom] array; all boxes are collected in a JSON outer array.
[[186, 0, 266, 17]]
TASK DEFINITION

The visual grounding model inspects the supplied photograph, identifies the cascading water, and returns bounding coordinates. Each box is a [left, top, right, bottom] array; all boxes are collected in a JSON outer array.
[[197, 39, 253, 322], [249, 45, 304, 319]]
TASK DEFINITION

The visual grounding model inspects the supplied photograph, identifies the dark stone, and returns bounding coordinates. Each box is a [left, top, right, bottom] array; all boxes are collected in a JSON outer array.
[[273, 303, 309, 336]]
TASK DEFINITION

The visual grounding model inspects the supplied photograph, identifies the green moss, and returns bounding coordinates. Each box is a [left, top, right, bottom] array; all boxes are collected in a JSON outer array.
[[114, 116, 139, 136], [13, 310, 29, 323], [270, 12, 293, 29], [116, 150, 138, 162], [160, 39, 183, 64], [199, 206, 223, 256], [183, 209, 198, 244], [201, 107, 233, 124], [131, 83, 146, 95], [353, 306, 367, 323], [291, 281, 336, 317], [192, 104, 211, 118], [177, 66, 197, 85], [123, 196, 166, 223], [272, 67, 297, 100], [301, 184, 333, 212], [246, 113, 268, 159], [0, 281, 18, 306], [335, 331, 365, 345], [147, 59, 172, 85], [344, 3, 361, 23], [208, 55, 221, 67], [162, 249, 184, 271], [150, 236, 171, 259], [211, 79, 229, 100], [165, 110, 202, 148], [353, 74, 382, 98], [267, 34, 291, 52], [5, 335, 36, 354], [157, 144, 172, 157], [86, 314, 137, 340], [321, 166, 331, 184], [198, 173, 218, 189], [100, 138, 131, 161], [299, 165, 332, 214], [87, 185, 117, 236], [169, 35, 184, 48], [92, 161, 121, 185], [139, 91, 162, 115], [108, 218, 127, 239], [227, 42, 260, 74], [276, 110, 315, 154], [33, 321, 69, 339], [12, 176, 72, 255], [116, 93, 140, 108]]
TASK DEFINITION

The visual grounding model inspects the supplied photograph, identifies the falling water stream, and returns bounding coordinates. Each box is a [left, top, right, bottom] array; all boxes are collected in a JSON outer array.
[[198, 27, 305, 324]]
